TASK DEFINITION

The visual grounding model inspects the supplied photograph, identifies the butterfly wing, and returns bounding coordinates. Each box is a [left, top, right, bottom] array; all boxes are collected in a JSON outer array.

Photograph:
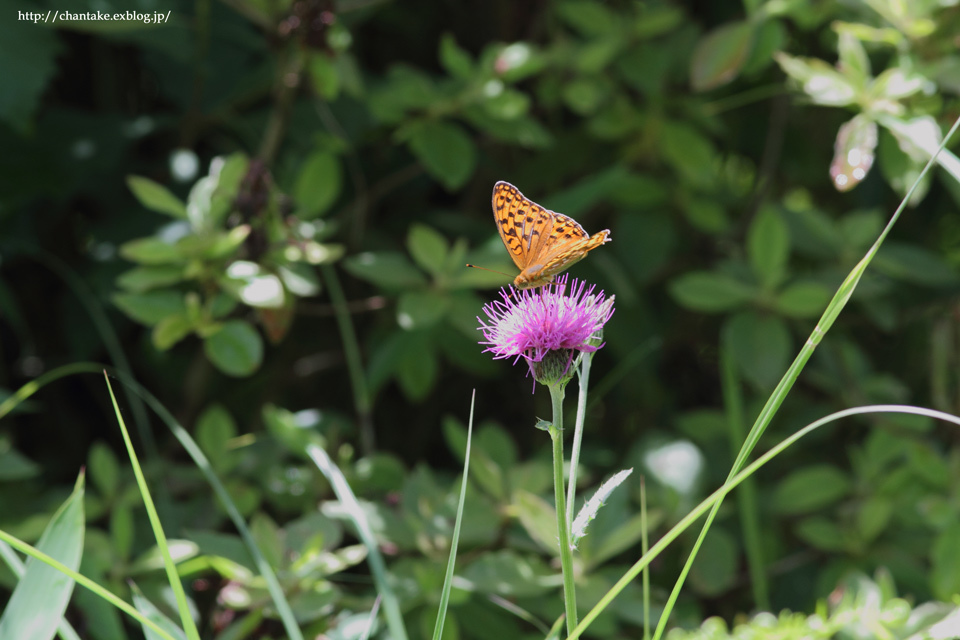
[[493, 181, 564, 270], [492, 181, 610, 289]]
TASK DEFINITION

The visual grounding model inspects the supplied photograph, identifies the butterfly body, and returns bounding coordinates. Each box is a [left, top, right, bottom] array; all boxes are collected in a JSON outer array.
[[492, 181, 611, 289]]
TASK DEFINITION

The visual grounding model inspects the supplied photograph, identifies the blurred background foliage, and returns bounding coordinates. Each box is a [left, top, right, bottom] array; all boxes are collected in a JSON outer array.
[[3, 0, 960, 637]]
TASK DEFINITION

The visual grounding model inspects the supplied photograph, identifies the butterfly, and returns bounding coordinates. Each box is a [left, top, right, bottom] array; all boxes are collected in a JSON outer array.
[[492, 181, 611, 289]]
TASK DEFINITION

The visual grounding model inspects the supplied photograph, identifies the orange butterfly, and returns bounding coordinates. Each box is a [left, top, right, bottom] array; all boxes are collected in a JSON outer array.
[[492, 181, 611, 289]]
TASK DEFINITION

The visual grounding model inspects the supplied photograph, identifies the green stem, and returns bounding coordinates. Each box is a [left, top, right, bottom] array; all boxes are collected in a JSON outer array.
[[322, 263, 375, 454], [566, 353, 593, 524], [548, 383, 577, 635]]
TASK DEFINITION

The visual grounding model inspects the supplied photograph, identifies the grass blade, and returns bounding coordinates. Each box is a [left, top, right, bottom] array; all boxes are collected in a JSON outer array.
[[104, 373, 200, 640], [650, 113, 960, 640], [570, 404, 960, 639], [0, 473, 85, 640], [433, 390, 476, 640]]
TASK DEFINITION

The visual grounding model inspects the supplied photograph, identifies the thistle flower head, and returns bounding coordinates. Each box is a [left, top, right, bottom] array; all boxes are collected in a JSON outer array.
[[477, 275, 615, 388]]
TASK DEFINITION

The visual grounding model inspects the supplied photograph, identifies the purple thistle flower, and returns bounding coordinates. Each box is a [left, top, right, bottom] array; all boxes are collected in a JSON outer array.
[[478, 275, 615, 387]]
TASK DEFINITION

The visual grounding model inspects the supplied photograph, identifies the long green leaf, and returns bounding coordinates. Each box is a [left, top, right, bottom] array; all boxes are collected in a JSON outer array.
[[650, 113, 960, 640], [569, 405, 960, 639], [0, 363, 304, 640], [104, 374, 200, 640], [0, 473, 85, 640], [432, 390, 475, 640]]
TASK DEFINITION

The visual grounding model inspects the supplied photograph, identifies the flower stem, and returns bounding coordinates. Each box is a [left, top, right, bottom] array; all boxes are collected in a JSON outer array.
[[548, 382, 577, 635]]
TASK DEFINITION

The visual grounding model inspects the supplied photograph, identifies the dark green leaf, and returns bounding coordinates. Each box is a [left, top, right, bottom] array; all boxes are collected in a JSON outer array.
[[439, 33, 473, 78], [113, 290, 187, 326], [406, 120, 477, 190], [204, 320, 263, 377], [294, 152, 342, 218], [151, 314, 194, 350], [407, 223, 449, 276], [88, 442, 119, 499], [723, 311, 790, 390], [308, 53, 340, 100], [397, 291, 450, 329], [774, 464, 852, 515], [931, 524, 960, 600], [874, 242, 960, 287], [343, 251, 427, 289], [690, 21, 754, 92], [774, 281, 832, 318], [747, 207, 789, 290], [690, 527, 738, 596], [196, 404, 238, 471], [0, 10, 60, 132], [669, 272, 754, 312], [796, 517, 847, 552]]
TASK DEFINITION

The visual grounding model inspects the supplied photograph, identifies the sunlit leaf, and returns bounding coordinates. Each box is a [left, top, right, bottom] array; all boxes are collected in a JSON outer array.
[[830, 115, 878, 192]]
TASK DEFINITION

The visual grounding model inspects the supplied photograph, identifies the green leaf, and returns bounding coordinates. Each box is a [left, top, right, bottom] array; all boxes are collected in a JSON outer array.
[[660, 121, 718, 187], [439, 33, 473, 78], [88, 442, 120, 499], [774, 464, 852, 515], [0, 8, 60, 132], [131, 583, 188, 640], [874, 242, 960, 287], [669, 271, 754, 312], [0, 472, 84, 640], [119, 237, 184, 265], [747, 207, 789, 290], [113, 290, 187, 326], [796, 517, 846, 552], [110, 505, 134, 562], [836, 30, 870, 87], [151, 313, 194, 351], [830, 115, 878, 192], [878, 130, 929, 203], [308, 53, 340, 100], [196, 404, 238, 471], [406, 120, 477, 190], [774, 281, 832, 318], [343, 251, 427, 289], [775, 53, 857, 106], [856, 496, 892, 544], [277, 264, 321, 297], [204, 320, 263, 377], [514, 490, 561, 556], [690, 21, 754, 91], [723, 312, 790, 390], [407, 223, 449, 276], [0, 448, 40, 481], [127, 176, 188, 219], [116, 265, 185, 292], [396, 330, 437, 400], [931, 523, 960, 601], [397, 291, 450, 329], [689, 527, 738, 596], [294, 151, 342, 218]]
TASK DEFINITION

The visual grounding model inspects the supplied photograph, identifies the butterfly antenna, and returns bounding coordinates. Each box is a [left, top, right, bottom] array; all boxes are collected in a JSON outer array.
[[465, 263, 512, 278]]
